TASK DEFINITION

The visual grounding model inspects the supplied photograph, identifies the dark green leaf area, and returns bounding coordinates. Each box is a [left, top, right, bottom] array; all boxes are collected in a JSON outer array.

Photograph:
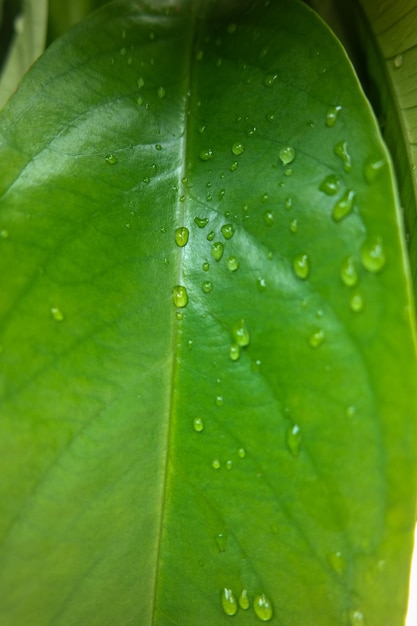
[[0, 1, 416, 626]]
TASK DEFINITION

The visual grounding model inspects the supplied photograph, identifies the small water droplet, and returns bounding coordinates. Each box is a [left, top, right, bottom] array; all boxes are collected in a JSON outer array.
[[279, 146, 295, 165], [202, 281, 212, 293], [221, 223, 234, 239], [215, 395, 224, 407], [238, 447, 246, 458], [363, 157, 386, 183], [232, 319, 250, 347], [263, 210, 274, 226], [211, 242, 224, 261], [332, 189, 355, 222], [229, 343, 241, 361], [257, 277, 266, 292], [202, 262, 210, 271], [350, 292, 364, 313], [266, 111, 275, 122], [227, 256, 239, 272], [199, 148, 214, 161], [328, 551, 346, 574], [232, 142, 245, 156], [309, 328, 325, 348], [348, 609, 365, 625], [340, 256, 358, 287], [286, 424, 302, 456], [173, 285, 188, 308], [51, 307, 64, 322], [0, 229, 10, 239], [221, 588, 238, 616], [326, 105, 342, 127], [212, 458, 221, 469], [289, 218, 298, 233], [239, 589, 250, 610], [226, 460, 233, 470], [361, 236, 386, 272], [334, 140, 352, 172], [253, 593, 273, 621], [394, 54, 403, 68], [285, 196, 293, 210], [194, 216, 209, 228], [193, 417, 204, 432], [263, 73, 278, 87], [346, 405, 356, 418], [105, 154, 118, 165], [207, 231, 215, 241], [319, 174, 341, 195], [137, 76, 145, 89], [216, 532, 228, 552], [293, 253, 310, 279], [175, 226, 189, 247]]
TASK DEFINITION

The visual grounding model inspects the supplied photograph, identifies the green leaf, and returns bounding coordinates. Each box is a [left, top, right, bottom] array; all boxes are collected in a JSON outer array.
[[0, 0, 48, 110], [0, 1, 416, 624], [47, 0, 112, 45]]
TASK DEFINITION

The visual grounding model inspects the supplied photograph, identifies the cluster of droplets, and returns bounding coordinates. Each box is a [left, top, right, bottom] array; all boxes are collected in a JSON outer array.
[[221, 587, 273, 621]]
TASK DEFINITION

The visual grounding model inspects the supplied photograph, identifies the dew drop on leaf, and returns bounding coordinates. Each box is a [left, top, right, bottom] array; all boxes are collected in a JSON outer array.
[[211, 242, 224, 262], [216, 532, 228, 552], [253, 593, 273, 621], [207, 231, 215, 241], [292, 253, 310, 279], [350, 292, 364, 313], [363, 157, 386, 183], [332, 189, 355, 222], [175, 226, 189, 247], [232, 142, 245, 156], [328, 551, 346, 575], [229, 343, 241, 361], [193, 417, 204, 432], [286, 424, 302, 456], [239, 589, 250, 610], [340, 256, 358, 287], [194, 216, 209, 228], [202, 281, 212, 293], [212, 459, 221, 470], [238, 447, 246, 458], [221, 588, 238, 616], [334, 140, 352, 172], [319, 174, 341, 195], [105, 153, 117, 165], [257, 277, 266, 292], [226, 460, 233, 470], [325, 105, 342, 127], [232, 319, 250, 347], [279, 145, 295, 165], [221, 223, 235, 239], [309, 328, 325, 348], [263, 210, 274, 226], [263, 73, 278, 87], [173, 285, 188, 308], [202, 262, 209, 271], [289, 218, 298, 233], [227, 256, 239, 272], [348, 609, 365, 625], [199, 148, 214, 161], [361, 237, 386, 273], [51, 307, 64, 322], [394, 54, 403, 68]]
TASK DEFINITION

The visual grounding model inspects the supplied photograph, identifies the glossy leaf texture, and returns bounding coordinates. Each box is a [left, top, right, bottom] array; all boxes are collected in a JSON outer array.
[[0, 1, 416, 624]]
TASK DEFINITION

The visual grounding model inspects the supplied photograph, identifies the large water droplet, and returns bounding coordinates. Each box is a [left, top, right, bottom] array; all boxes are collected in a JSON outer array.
[[173, 285, 188, 308], [232, 319, 250, 347], [194, 216, 209, 228], [193, 417, 204, 432], [319, 174, 341, 195], [279, 146, 295, 165], [175, 226, 189, 247], [211, 242, 224, 262], [232, 142, 245, 156], [221, 588, 238, 616], [51, 307, 64, 322], [334, 140, 352, 172], [286, 424, 302, 456], [361, 236, 386, 272], [293, 253, 310, 279], [207, 231, 215, 241], [221, 223, 234, 239], [328, 551, 346, 574], [340, 256, 358, 287], [239, 589, 250, 610], [253, 593, 273, 621], [332, 189, 355, 222], [212, 458, 221, 469], [325, 105, 342, 127], [227, 256, 239, 272]]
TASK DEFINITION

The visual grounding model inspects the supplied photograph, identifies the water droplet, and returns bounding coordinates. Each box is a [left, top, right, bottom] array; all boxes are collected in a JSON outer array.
[[221, 588, 238, 616], [155, 143, 162, 151], [286, 424, 302, 456], [284, 168, 293, 176], [238, 447, 246, 458], [328, 551, 346, 574], [232, 142, 245, 156], [309, 329, 325, 348], [173, 285, 188, 308], [346, 405, 356, 418], [394, 54, 403, 68], [221, 223, 234, 239], [105, 154, 118, 165], [230, 161, 238, 172], [194, 216, 209, 228], [289, 218, 298, 233], [137, 76, 145, 88], [285, 196, 293, 210], [319, 174, 341, 195], [332, 189, 356, 222], [199, 148, 214, 161], [202, 262, 210, 271], [51, 307, 64, 322], [253, 593, 273, 621], [215, 395, 224, 407], [226, 460, 233, 470], [229, 343, 241, 361], [211, 242, 224, 262], [292, 253, 310, 279], [232, 319, 250, 347], [175, 226, 189, 247], [263, 210, 274, 226], [363, 157, 386, 183], [193, 417, 204, 432], [348, 609, 365, 625], [216, 532, 228, 552], [0, 229, 10, 239], [263, 73, 278, 87], [227, 256, 239, 272], [207, 231, 215, 241], [361, 236, 386, 272], [202, 281, 213, 293], [326, 105, 342, 127], [239, 589, 250, 610], [340, 256, 358, 287], [279, 145, 295, 165], [334, 140, 352, 172], [266, 111, 275, 122], [212, 458, 221, 469], [257, 277, 266, 292], [350, 292, 364, 313]]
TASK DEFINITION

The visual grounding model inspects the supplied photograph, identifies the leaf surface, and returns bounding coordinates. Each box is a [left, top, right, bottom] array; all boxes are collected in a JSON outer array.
[[0, 1, 416, 625]]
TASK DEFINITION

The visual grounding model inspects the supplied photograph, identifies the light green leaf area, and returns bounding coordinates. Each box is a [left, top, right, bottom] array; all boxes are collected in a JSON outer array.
[[0, 0, 48, 110], [0, 1, 416, 625]]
